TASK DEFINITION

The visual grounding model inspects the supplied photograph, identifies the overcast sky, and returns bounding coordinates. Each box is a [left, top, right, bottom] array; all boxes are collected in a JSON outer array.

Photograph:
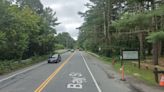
[[40, 0, 89, 40]]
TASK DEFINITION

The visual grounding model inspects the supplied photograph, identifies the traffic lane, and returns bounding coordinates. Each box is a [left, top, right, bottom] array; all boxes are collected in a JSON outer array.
[[0, 52, 72, 92], [42, 51, 98, 92], [82, 52, 132, 92]]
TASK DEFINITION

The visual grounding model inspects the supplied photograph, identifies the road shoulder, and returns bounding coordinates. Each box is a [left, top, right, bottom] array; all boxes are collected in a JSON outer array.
[[86, 51, 164, 92], [82, 52, 132, 92]]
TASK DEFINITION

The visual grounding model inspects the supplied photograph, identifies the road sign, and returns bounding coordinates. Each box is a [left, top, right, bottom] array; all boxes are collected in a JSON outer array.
[[121, 50, 140, 69], [122, 51, 139, 60]]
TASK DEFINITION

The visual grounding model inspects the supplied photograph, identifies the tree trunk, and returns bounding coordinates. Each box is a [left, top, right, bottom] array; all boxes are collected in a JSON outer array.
[[138, 32, 145, 60], [153, 42, 158, 65], [158, 41, 162, 57], [151, 0, 155, 10], [107, 0, 112, 44]]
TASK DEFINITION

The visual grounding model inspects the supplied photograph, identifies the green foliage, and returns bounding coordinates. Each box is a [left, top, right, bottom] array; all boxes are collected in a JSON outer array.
[[146, 31, 164, 43], [150, 5, 164, 16], [0, 0, 58, 60], [77, 0, 164, 57], [56, 32, 75, 49], [113, 12, 152, 31], [55, 44, 65, 50], [16, 0, 43, 14]]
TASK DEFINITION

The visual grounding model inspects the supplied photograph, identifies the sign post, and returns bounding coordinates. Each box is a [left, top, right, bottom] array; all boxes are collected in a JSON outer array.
[[122, 50, 140, 68], [120, 50, 139, 81]]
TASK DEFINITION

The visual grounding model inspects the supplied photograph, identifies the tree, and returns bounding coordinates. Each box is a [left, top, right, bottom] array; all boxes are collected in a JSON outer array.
[[16, 0, 43, 14], [77, 0, 164, 60], [56, 32, 75, 49], [0, 0, 59, 60]]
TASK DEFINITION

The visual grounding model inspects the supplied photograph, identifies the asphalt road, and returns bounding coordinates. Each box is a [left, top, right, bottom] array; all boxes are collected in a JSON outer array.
[[0, 51, 134, 92]]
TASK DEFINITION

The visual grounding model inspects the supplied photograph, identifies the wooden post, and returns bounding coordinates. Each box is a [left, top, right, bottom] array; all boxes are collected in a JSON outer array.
[[154, 67, 159, 83], [138, 50, 141, 69]]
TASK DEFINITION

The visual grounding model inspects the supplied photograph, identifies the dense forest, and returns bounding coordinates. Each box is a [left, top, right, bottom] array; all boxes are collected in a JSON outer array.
[[0, 0, 75, 61], [0, 0, 58, 60], [77, 0, 164, 64]]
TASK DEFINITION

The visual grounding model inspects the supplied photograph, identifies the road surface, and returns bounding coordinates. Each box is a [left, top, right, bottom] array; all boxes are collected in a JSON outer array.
[[0, 51, 136, 92]]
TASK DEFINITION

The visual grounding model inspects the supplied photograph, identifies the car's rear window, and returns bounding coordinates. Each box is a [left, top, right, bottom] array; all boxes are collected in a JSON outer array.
[[51, 55, 58, 58]]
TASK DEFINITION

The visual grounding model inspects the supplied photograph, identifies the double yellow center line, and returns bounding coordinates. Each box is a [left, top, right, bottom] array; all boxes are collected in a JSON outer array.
[[34, 52, 75, 92]]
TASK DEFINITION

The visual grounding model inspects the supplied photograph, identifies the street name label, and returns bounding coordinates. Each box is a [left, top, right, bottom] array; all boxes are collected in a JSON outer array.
[[67, 72, 86, 89]]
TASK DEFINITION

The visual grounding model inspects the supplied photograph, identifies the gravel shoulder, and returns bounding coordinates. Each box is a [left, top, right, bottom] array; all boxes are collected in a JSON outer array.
[[86, 51, 164, 92]]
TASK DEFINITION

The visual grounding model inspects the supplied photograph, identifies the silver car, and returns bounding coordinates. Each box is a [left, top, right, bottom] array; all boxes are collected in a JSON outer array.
[[48, 54, 61, 63]]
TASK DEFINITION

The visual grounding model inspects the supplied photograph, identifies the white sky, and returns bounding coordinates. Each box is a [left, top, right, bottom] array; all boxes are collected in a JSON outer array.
[[40, 0, 89, 40]]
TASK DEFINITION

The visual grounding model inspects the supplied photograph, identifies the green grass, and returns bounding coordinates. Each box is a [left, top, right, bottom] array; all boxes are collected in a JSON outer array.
[[0, 55, 48, 75], [98, 55, 157, 85]]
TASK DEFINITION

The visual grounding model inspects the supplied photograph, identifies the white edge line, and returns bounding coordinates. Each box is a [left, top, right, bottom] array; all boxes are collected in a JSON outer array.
[[80, 52, 102, 92], [0, 62, 46, 83]]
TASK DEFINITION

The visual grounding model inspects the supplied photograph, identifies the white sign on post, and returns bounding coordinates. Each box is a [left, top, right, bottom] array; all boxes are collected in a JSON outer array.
[[122, 51, 139, 60]]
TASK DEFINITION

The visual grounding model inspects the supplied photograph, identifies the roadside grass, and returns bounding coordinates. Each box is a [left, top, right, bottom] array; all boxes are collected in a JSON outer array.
[[90, 53, 157, 85], [0, 55, 48, 75], [54, 49, 68, 54]]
